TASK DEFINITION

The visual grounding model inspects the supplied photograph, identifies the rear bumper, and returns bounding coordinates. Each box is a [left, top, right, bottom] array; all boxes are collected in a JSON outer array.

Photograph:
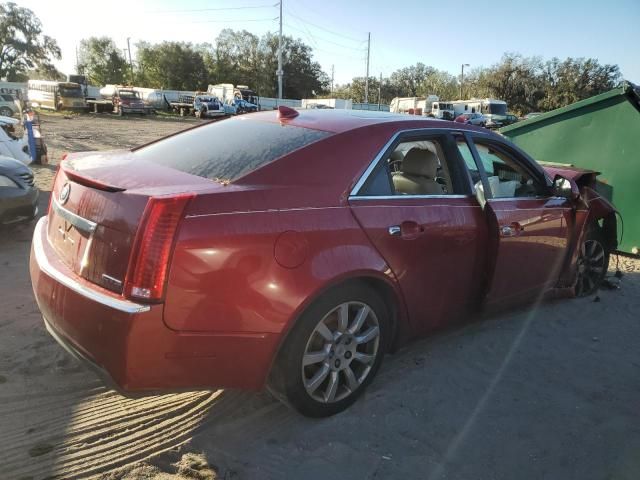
[[29, 216, 279, 392], [122, 106, 150, 114], [0, 187, 38, 225]]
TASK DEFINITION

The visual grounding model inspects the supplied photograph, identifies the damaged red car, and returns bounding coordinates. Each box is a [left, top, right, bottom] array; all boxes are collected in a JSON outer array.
[[30, 108, 617, 417]]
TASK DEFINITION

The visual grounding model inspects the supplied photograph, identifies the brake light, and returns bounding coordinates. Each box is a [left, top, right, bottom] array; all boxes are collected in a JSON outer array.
[[124, 193, 194, 302]]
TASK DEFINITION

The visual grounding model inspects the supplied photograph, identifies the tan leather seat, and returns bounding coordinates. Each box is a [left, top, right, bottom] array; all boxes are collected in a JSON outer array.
[[392, 148, 444, 195]]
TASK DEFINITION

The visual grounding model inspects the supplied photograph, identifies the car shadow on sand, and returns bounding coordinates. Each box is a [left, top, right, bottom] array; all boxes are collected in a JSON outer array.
[[139, 259, 640, 480]]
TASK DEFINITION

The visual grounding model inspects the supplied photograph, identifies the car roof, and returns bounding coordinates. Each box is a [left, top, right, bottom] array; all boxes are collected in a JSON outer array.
[[247, 108, 479, 134]]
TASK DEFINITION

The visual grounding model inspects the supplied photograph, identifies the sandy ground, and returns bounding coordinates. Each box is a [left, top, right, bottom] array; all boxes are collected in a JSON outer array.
[[1, 113, 639, 479]]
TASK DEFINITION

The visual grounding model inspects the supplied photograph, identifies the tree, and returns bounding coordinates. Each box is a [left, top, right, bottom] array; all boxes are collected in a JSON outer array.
[[77, 37, 128, 85], [419, 69, 459, 100], [136, 41, 208, 90], [211, 30, 329, 98], [22, 64, 65, 82], [539, 57, 620, 111], [389, 63, 435, 97], [0, 2, 61, 80]]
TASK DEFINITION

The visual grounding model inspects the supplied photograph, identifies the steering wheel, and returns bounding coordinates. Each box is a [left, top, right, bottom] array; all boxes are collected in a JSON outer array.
[[388, 159, 402, 173]]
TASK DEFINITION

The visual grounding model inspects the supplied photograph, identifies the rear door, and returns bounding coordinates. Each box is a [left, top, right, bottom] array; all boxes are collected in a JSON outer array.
[[461, 134, 573, 305], [349, 129, 487, 334]]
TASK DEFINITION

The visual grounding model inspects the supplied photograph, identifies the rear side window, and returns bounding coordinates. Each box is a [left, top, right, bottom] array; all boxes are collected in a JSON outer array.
[[133, 117, 330, 182]]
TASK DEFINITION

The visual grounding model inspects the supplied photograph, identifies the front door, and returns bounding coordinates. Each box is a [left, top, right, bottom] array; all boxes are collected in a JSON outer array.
[[349, 131, 487, 334], [465, 136, 573, 305]]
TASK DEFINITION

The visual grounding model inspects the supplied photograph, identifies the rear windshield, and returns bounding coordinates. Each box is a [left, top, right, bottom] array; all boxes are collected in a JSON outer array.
[[133, 117, 330, 182]]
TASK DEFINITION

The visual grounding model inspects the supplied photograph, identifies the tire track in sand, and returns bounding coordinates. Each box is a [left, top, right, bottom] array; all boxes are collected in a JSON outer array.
[[0, 383, 222, 479]]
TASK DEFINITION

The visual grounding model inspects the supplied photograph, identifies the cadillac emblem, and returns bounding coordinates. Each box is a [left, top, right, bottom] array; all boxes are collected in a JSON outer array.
[[59, 182, 71, 205]]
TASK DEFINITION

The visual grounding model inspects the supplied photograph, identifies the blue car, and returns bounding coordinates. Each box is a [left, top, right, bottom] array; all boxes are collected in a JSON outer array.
[[194, 96, 226, 118]]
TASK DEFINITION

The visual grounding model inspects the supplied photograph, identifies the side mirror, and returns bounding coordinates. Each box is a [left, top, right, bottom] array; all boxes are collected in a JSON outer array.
[[553, 174, 580, 201]]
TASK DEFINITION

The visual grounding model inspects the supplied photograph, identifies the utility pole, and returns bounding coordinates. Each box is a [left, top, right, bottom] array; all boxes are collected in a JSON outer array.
[[127, 37, 134, 84], [364, 32, 370, 104], [460, 63, 469, 99], [277, 0, 283, 103], [75, 46, 81, 74], [331, 64, 334, 95], [377, 72, 382, 110]]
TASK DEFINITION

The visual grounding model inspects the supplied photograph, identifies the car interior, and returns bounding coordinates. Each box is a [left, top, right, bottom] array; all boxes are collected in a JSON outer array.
[[387, 140, 454, 195], [474, 143, 541, 199], [455, 138, 542, 201]]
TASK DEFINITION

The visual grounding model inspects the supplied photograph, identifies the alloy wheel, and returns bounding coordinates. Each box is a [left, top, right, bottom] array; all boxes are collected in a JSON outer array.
[[576, 239, 606, 296], [301, 301, 380, 403]]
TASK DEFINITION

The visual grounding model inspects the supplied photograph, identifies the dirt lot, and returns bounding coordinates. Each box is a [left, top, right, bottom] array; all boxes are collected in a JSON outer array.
[[1, 113, 639, 479]]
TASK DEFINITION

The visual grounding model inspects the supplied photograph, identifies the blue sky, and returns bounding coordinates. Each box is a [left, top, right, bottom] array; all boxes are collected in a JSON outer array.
[[20, 0, 640, 85]]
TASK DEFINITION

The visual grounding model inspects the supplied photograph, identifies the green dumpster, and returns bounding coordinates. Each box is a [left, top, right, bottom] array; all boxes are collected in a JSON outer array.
[[500, 82, 640, 255]]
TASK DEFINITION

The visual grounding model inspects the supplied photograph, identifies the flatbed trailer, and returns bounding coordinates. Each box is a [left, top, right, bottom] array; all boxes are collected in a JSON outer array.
[[86, 99, 115, 114], [169, 102, 195, 117]]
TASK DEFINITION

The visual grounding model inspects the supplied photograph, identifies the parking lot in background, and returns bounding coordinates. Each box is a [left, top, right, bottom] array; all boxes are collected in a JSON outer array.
[[0, 113, 638, 479]]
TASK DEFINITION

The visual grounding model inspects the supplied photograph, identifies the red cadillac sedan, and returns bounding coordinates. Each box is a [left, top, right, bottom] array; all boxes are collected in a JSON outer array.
[[30, 108, 617, 417]]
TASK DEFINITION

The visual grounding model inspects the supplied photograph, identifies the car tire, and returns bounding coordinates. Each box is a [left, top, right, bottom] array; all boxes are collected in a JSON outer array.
[[575, 223, 610, 296], [0, 106, 13, 117], [269, 284, 390, 417]]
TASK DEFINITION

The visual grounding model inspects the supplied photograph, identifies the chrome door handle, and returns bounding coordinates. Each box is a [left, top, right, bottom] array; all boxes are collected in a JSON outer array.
[[388, 225, 401, 236], [500, 225, 514, 237], [500, 222, 523, 237]]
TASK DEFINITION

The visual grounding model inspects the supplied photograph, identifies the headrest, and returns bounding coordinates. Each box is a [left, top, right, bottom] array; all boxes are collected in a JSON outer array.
[[390, 150, 404, 162], [402, 148, 439, 178]]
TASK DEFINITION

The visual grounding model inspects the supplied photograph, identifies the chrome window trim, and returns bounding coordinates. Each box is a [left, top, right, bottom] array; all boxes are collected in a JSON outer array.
[[52, 197, 97, 234], [349, 194, 472, 201], [33, 217, 150, 314], [487, 196, 566, 202], [349, 128, 449, 197]]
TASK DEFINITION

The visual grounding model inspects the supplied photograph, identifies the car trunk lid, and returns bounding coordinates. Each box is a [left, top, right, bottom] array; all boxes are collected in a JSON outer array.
[[48, 150, 219, 294]]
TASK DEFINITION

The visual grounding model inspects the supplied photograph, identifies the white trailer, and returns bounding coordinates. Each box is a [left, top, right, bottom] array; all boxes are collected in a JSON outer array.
[[390, 95, 439, 116], [257, 97, 302, 110], [430, 101, 455, 120], [207, 83, 235, 102], [301, 98, 353, 109], [451, 98, 507, 124]]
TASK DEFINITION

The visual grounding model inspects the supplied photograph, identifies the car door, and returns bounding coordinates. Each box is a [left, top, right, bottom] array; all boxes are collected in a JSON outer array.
[[349, 129, 488, 334], [462, 133, 573, 305]]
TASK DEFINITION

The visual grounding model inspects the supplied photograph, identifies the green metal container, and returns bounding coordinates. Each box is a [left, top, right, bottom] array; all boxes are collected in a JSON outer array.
[[501, 82, 640, 254]]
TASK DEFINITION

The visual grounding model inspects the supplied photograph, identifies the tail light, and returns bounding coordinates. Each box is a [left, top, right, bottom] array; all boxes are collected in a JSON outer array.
[[124, 193, 195, 302]]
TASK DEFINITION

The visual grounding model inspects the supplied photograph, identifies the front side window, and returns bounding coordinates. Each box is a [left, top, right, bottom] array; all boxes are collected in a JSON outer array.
[[456, 137, 481, 187], [473, 141, 546, 198]]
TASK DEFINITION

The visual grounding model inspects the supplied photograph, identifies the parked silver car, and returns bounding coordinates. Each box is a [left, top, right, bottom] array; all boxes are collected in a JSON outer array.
[[0, 94, 21, 118], [454, 112, 487, 127], [0, 155, 38, 225]]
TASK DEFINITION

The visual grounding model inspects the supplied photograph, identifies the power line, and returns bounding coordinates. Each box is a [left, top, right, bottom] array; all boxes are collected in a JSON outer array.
[[283, 23, 366, 61], [173, 17, 277, 25], [146, 4, 275, 14], [284, 18, 366, 51], [286, 10, 365, 43]]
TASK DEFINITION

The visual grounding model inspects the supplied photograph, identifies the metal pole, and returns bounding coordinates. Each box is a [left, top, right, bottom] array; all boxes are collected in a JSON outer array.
[[364, 32, 370, 104], [460, 63, 469, 99], [377, 72, 382, 110], [277, 0, 283, 103], [331, 64, 334, 95], [127, 37, 134, 84]]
